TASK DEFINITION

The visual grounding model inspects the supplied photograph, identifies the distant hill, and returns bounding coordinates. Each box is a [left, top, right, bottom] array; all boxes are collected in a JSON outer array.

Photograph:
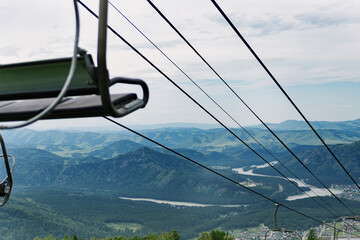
[[251, 118, 360, 131], [1, 129, 128, 148], [88, 140, 147, 159]]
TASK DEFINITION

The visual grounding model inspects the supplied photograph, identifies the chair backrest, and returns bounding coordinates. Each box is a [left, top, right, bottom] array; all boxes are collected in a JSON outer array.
[[0, 54, 98, 101]]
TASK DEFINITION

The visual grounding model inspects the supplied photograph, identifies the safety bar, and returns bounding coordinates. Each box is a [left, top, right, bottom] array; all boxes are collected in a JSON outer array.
[[107, 77, 149, 117]]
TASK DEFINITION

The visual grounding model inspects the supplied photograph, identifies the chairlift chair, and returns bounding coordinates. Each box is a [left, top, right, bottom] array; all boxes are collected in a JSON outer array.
[[0, 0, 149, 125], [0, 0, 149, 206], [0, 134, 15, 207], [265, 204, 302, 240], [333, 216, 360, 240]]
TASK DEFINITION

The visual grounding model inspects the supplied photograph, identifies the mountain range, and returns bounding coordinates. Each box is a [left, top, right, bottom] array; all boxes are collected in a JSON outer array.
[[3, 119, 360, 150], [253, 118, 360, 131], [1, 118, 360, 203]]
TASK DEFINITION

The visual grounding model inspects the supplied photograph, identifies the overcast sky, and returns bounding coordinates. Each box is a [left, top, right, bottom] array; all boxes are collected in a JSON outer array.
[[0, 0, 359, 130]]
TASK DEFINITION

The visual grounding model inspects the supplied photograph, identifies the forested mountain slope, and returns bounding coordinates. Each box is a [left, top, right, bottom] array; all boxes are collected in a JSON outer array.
[[256, 140, 360, 184]]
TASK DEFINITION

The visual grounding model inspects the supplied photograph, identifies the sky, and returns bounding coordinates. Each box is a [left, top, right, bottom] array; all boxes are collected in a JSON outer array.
[[0, 0, 359, 130]]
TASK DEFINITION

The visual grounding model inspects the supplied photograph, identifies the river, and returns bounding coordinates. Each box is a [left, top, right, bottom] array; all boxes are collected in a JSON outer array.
[[119, 197, 247, 208], [232, 162, 343, 201]]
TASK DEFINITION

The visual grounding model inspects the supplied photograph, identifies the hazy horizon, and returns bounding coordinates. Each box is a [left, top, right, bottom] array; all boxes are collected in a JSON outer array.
[[19, 117, 360, 131]]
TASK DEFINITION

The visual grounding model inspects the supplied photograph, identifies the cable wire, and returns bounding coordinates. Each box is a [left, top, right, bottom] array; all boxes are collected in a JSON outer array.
[[209, 0, 360, 192], [108, 1, 341, 218], [103, 116, 359, 236], [79, 0, 354, 216], [77, 0, 359, 232], [145, 0, 356, 215]]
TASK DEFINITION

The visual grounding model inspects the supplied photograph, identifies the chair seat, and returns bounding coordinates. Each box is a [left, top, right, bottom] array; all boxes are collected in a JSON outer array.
[[0, 93, 137, 121]]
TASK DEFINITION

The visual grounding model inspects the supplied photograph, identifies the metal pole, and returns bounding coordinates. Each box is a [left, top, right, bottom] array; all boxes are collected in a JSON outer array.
[[97, 0, 112, 115], [347, 222, 351, 240], [274, 203, 280, 229]]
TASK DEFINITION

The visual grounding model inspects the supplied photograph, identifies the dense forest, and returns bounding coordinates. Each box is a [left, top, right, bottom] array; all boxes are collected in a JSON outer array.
[[1, 189, 357, 240]]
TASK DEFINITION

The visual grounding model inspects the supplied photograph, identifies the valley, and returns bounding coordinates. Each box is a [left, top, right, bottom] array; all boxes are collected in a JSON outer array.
[[1, 119, 360, 239]]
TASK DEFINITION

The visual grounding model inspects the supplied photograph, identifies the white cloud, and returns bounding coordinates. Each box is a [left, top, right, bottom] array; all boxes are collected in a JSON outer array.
[[206, 0, 360, 36], [0, 46, 20, 58]]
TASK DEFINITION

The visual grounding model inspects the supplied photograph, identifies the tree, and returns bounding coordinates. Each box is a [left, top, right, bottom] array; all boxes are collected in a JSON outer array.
[[307, 229, 318, 240], [63, 235, 71, 240], [210, 230, 226, 240], [170, 230, 180, 240], [159, 230, 181, 240], [198, 230, 234, 240], [198, 232, 211, 240], [141, 234, 159, 240], [128, 236, 139, 240]]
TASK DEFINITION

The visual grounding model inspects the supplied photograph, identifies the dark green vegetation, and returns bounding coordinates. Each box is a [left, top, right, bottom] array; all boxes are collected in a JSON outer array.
[[197, 230, 234, 240], [34, 230, 233, 240], [0, 119, 360, 239], [34, 230, 180, 240]]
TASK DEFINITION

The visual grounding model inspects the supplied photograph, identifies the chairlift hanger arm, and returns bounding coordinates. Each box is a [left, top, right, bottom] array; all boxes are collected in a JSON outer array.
[[96, 0, 149, 117]]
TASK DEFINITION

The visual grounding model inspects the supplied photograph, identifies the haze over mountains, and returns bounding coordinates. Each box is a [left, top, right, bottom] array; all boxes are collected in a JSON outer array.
[[4, 118, 360, 147]]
